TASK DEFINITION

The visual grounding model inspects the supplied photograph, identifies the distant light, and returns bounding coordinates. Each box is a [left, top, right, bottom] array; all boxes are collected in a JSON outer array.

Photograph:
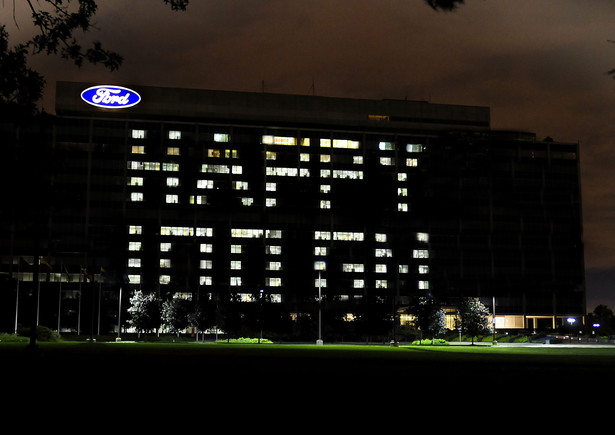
[[567, 317, 576, 325], [81, 85, 141, 109]]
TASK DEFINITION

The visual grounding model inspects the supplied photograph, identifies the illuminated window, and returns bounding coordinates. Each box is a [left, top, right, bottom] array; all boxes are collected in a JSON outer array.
[[200, 276, 212, 285], [353, 156, 363, 164], [406, 158, 418, 167], [167, 147, 180, 156], [232, 165, 243, 174], [376, 280, 388, 288], [267, 277, 282, 287], [129, 225, 142, 235], [419, 281, 429, 290], [417, 232, 429, 242], [315, 278, 327, 287], [201, 164, 229, 174], [406, 144, 423, 153], [160, 259, 171, 268], [267, 167, 298, 177], [131, 145, 145, 154], [399, 265, 409, 273], [231, 260, 242, 270], [375, 233, 387, 242], [160, 243, 172, 252], [131, 192, 144, 202], [266, 182, 276, 191], [163, 163, 179, 172], [398, 203, 408, 212], [233, 181, 249, 190], [333, 232, 364, 241], [332, 170, 363, 180], [266, 198, 277, 207], [266, 151, 277, 160], [320, 139, 360, 149], [320, 154, 331, 163], [200, 243, 213, 253], [128, 177, 143, 186], [380, 157, 394, 166], [375, 249, 392, 257], [314, 231, 331, 240], [398, 188, 407, 196], [167, 177, 179, 187], [128, 242, 141, 251], [413, 249, 429, 258], [128, 275, 140, 284], [231, 245, 242, 254], [267, 262, 282, 271], [353, 279, 365, 288], [230, 277, 242, 286], [166, 194, 179, 204], [196, 227, 213, 237], [262, 135, 297, 146], [375, 264, 387, 273], [379, 142, 394, 151], [168, 130, 181, 140], [225, 149, 239, 159], [232, 228, 263, 238], [200, 260, 213, 269], [320, 200, 331, 209], [266, 245, 282, 255], [161, 226, 194, 237], [214, 133, 230, 142], [419, 265, 429, 274], [320, 184, 331, 193], [131, 129, 145, 139], [300, 153, 310, 162], [240, 197, 254, 206], [267, 230, 282, 239], [128, 258, 141, 268], [342, 263, 364, 272], [320, 169, 331, 178], [197, 179, 214, 189], [314, 246, 328, 256], [190, 195, 208, 205], [160, 275, 171, 285]]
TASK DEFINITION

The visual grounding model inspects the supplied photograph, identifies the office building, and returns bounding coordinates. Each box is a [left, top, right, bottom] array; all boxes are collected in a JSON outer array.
[[0, 82, 585, 336]]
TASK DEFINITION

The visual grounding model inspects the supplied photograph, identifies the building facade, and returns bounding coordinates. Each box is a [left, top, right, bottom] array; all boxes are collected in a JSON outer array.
[[0, 82, 585, 337]]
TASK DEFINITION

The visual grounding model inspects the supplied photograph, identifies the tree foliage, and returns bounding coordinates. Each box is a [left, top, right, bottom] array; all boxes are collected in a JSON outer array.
[[127, 290, 161, 334], [456, 297, 492, 344], [1, 0, 188, 110], [161, 297, 192, 335], [409, 296, 447, 343]]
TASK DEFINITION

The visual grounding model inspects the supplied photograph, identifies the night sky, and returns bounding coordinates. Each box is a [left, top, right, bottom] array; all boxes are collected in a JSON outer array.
[[5, 1, 615, 311]]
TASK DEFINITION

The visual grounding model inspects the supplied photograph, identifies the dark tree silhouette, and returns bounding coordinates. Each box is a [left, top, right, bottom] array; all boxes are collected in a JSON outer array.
[[0, 0, 188, 110], [424, 0, 466, 11]]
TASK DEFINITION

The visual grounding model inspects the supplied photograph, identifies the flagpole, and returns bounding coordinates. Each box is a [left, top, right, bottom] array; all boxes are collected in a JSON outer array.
[[57, 263, 62, 333], [14, 257, 20, 334]]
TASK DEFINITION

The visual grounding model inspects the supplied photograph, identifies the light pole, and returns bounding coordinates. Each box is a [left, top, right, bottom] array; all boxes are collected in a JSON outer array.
[[315, 261, 326, 345]]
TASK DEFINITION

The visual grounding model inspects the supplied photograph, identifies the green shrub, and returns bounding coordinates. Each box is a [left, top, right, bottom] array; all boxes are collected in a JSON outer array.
[[18, 325, 62, 342], [217, 337, 274, 344], [411, 338, 449, 345], [0, 333, 29, 343]]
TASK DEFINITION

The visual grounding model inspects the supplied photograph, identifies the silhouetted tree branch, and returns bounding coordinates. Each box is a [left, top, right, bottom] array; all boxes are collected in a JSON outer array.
[[0, 0, 188, 111]]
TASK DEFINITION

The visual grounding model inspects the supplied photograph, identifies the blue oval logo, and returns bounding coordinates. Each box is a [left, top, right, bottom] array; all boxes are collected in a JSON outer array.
[[81, 85, 141, 109]]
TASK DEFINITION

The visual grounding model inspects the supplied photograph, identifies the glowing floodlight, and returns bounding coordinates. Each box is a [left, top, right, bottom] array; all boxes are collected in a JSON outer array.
[[81, 85, 141, 109]]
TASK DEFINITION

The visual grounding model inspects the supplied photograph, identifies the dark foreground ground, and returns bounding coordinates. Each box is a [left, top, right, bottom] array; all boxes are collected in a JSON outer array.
[[2, 341, 614, 424]]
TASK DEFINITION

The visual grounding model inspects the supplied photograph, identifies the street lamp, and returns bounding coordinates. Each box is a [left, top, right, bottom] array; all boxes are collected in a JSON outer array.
[[314, 261, 326, 346]]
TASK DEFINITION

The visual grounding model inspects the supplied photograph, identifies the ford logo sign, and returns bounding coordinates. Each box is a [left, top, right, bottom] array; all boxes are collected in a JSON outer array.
[[81, 85, 141, 109]]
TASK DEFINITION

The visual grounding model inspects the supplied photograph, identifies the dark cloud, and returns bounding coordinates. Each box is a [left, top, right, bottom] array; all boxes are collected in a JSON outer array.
[[4, 0, 615, 307]]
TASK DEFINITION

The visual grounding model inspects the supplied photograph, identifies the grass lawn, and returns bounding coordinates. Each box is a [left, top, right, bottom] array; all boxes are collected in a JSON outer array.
[[2, 340, 614, 417]]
